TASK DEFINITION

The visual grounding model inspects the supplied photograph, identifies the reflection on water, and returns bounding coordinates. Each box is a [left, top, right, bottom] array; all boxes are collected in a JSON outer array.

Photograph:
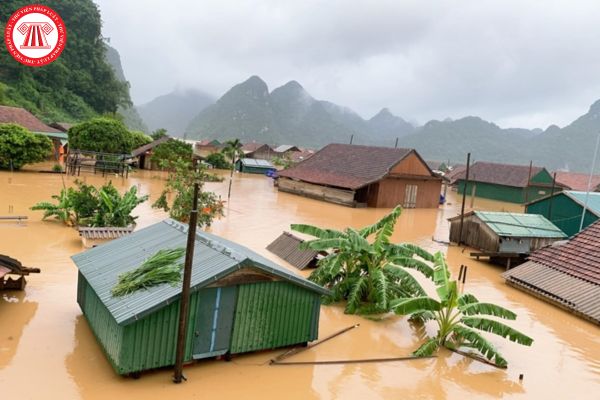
[[0, 168, 599, 399], [0, 291, 38, 369]]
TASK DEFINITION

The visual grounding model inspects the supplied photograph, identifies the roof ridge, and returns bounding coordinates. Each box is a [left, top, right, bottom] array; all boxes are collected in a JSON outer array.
[[163, 219, 248, 262]]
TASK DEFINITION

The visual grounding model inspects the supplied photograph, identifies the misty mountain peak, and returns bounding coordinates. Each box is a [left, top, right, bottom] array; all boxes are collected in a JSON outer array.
[[588, 99, 600, 115]]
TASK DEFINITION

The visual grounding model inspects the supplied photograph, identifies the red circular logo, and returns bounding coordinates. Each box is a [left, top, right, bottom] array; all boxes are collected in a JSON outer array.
[[4, 4, 67, 67]]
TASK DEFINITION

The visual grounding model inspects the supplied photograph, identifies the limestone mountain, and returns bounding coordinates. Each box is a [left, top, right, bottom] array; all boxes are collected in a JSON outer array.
[[137, 89, 214, 137], [185, 76, 413, 147], [104, 44, 148, 132]]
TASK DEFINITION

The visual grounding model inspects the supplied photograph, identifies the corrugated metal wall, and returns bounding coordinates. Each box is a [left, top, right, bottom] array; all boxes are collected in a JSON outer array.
[[527, 194, 598, 237], [79, 278, 124, 372], [230, 281, 320, 354], [119, 292, 201, 374]]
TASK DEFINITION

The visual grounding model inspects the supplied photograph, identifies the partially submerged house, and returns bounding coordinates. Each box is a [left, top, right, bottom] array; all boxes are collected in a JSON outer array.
[[0, 254, 40, 290], [78, 226, 134, 248], [71, 219, 328, 376], [242, 143, 274, 160], [130, 136, 170, 169], [267, 232, 321, 270], [448, 211, 566, 267], [277, 143, 442, 208], [0, 105, 68, 159], [503, 220, 600, 325], [526, 191, 600, 237], [273, 145, 300, 155], [456, 161, 561, 204], [235, 158, 275, 174], [195, 139, 222, 159]]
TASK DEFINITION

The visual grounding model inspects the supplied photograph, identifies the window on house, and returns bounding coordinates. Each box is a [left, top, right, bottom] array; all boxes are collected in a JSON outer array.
[[404, 184, 418, 208]]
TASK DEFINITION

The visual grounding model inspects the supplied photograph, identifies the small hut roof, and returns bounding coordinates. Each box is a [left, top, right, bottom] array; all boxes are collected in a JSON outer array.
[[266, 232, 319, 270], [278, 143, 433, 190], [71, 219, 329, 325], [130, 136, 170, 157], [455, 161, 546, 187], [273, 145, 300, 153]]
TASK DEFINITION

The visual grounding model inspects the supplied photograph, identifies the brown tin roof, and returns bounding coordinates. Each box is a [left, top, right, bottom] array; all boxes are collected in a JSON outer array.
[[553, 171, 600, 192], [456, 161, 545, 188], [277, 143, 431, 190], [0, 105, 61, 133], [503, 220, 600, 324], [131, 136, 171, 157]]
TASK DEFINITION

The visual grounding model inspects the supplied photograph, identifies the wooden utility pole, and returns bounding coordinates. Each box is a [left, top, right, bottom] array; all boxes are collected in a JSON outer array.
[[547, 172, 557, 220], [458, 153, 471, 245], [173, 182, 199, 383], [394, 137, 399, 148], [524, 160, 533, 204], [350, 134, 354, 145]]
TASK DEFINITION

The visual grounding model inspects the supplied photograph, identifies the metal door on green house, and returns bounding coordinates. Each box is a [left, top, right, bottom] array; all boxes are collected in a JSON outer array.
[[192, 286, 237, 359]]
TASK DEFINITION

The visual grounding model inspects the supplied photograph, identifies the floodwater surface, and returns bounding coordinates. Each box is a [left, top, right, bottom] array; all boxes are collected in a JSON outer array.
[[0, 168, 599, 399]]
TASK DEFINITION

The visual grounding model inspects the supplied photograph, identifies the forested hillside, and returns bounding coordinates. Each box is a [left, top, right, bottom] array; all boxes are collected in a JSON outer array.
[[0, 0, 131, 123]]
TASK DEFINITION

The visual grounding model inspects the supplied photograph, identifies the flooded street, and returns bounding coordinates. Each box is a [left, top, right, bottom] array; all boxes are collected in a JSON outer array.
[[1, 168, 599, 399]]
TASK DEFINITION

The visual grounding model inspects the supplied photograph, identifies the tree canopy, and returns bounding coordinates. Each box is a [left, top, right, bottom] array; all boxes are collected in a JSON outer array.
[[152, 139, 193, 167], [0, 123, 53, 169], [68, 117, 133, 154]]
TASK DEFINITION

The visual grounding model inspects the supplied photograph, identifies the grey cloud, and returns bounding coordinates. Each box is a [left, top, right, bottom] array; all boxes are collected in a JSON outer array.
[[95, 0, 600, 128]]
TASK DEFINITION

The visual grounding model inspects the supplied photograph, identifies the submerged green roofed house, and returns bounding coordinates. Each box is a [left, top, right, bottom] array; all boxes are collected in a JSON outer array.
[[71, 219, 328, 376], [235, 158, 275, 174], [456, 161, 562, 204], [448, 211, 566, 268], [526, 191, 600, 237]]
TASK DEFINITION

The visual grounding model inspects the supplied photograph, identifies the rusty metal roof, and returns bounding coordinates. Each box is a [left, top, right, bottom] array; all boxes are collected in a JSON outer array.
[[503, 261, 600, 325], [78, 226, 134, 240], [278, 143, 430, 190], [266, 232, 319, 270], [554, 171, 600, 192]]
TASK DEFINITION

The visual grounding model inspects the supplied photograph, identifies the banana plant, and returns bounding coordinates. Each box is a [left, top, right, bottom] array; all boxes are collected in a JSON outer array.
[[291, 206, 435, 314], [93, 184, 148, 227], [391, 252, 533, 367], [30, 188, 75, 226]]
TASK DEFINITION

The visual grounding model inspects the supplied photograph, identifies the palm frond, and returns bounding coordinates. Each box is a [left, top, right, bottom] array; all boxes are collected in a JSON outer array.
[[388, 256, 434, 278], [345, 276, 368, 314], [460, 303, 517, 320], [457, 293, 479, 308], [413, 337, 440, 357], [359, 205, 402, 237], [391, 296, 442, 315], [383, 264, 426, 296], [387, 243, 435, 261], [451, 325, 508, 367], [371, 268, 389, 309], [460, 317, 534, 346], [290, 223, 345, 240]]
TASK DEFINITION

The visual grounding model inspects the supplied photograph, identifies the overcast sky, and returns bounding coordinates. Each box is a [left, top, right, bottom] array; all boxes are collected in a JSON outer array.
[[94, 0, 600, 129]]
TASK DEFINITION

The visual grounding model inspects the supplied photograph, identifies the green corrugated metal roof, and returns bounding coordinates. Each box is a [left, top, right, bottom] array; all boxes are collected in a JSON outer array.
[[474, 211, 566, 238], [71, 219, 329, 325], [35, 131, 68, 140], [564, 191, 600, 216], [239, 158, 274, 168]]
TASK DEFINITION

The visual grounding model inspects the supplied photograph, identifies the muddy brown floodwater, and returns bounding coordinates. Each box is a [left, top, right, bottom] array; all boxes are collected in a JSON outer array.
[[1, 168, 599, 399]]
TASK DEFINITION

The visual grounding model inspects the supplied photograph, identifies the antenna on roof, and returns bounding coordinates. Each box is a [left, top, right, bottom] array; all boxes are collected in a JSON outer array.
[[349, 134, 354, 145], [579, 132, 600, 232], [394, 138, 399, 148]]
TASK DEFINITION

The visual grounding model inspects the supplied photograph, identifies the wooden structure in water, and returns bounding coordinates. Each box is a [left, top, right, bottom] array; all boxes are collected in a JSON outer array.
[[66, 149, 129, 177], [0, 255, 40, 290], [78, 226, 134, 248], [277, 143, 442, 208], [71, 219, 329, 376], [267, 232, 321, 270], [448, 211, 566, 268]]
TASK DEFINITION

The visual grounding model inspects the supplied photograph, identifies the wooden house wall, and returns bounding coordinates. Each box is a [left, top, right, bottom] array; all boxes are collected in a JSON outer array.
[[369, 178, 441, 208], [278, 178, 356, 206], [390, 152, 431, 176], [449, 215, 500, 252], [526, 194, 598, 237]]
